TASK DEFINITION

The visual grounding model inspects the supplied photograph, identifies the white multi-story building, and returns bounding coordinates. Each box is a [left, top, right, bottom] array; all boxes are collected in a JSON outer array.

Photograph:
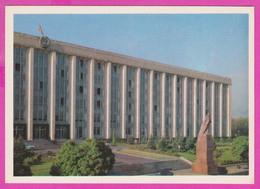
[[13, 32, 232, 141]]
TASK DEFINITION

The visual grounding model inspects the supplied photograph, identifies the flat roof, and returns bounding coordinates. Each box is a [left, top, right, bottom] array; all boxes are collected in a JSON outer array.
[[14, 32, 231, 85]]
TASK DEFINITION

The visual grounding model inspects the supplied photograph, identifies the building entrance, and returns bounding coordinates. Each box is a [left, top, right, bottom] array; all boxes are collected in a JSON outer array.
[[33, 125, 49, 139], [55, 125, 69, 139], [14, 124, 27, 139]]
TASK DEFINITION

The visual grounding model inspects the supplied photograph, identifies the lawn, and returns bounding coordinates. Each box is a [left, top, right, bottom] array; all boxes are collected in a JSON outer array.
[[30, 161, 52, 176], [179, 152, 196, 162]]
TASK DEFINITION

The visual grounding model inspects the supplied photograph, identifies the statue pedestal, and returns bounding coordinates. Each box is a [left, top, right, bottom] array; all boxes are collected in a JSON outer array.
[[191, 134, 219, 175]]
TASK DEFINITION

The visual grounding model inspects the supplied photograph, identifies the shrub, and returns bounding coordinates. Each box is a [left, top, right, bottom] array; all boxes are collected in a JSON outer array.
[[112, 130, 116, 145], [127, 136, 134, 144], [23, 154, 42, 166], [185, 137, 196, 151], [172, 136, 186, 152], [50, 139, 115, 176], [147, 136, 156, 150], [156, 138, 167, 151], [231, 136, 248, 161], [46, 151, 56, 156], [13, 137, 33, 176]]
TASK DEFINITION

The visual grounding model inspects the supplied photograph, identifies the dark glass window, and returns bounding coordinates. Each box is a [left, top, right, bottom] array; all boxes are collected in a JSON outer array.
[[128, 115, 131, 123], [129, 103, 132, 110], [40, 81, 43, 89], [128, 80, 131, 87], [78, 127, 82, 137], [154, 105, 157, 111], [97, 88, 101, 95], [97, 100, 100, 108], [79, 86, 83, 93], [128, 91, 131, 98], [97, 63, 101, 70], [126, 127, 131, 135], [61, 98, 64, 105], [80, 60, 83, 67], [94, 127, 101, 135], [114, 66, 117, 72], [15, 63, 20, 71], [80, 73, 83, 80], [61, 70, 64, 77]]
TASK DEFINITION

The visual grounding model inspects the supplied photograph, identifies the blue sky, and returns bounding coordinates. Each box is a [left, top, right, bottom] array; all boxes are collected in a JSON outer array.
[[14, 14, 249, 118]]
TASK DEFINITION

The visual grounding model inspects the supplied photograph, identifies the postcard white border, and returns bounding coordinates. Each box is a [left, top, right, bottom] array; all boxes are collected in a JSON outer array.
[[5, 6, 255, 184]]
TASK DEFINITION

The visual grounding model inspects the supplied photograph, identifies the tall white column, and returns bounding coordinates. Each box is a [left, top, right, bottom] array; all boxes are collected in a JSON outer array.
[[68, 56, 76, 140], [148, 70, 154, 137], [120, 65, 127, 139], [135, 68, 141, 139], [160, 73, 166, 138], [88, 59, 95, 139], [183, 77, 188, 137], [227, 85, 232, 137], [48, 52, 56, 140], [193, 79, 197, 137], [172, 75, 177, 138], [219, 83, 223, 137], [211, 82, 215, 137], [202, 80, 206, 120], [25, 47, 34, 141], [104, 62, 111, 139]]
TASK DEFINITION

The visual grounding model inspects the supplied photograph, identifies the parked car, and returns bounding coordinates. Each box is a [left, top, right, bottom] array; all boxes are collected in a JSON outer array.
[[24, 143, 35, 151]]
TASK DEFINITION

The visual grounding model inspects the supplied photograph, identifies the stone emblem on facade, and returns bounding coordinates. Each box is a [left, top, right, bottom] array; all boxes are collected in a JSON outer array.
[[191, 113, 219, 175], [39, 36, 50, 48]]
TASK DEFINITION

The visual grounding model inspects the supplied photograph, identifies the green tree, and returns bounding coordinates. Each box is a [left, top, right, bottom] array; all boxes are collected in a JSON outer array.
[[112, 130, 116, 145], [147, 136, 156, 150], [232, 117, 248, 137], [156, 138, 167, 151], [231, 136, 248, 161], [13, 137, 33, 176], [51, 139, 115, 176]]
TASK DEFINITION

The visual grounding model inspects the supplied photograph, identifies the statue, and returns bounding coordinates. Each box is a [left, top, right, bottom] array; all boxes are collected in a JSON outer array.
[[191, 113, 219, 175]]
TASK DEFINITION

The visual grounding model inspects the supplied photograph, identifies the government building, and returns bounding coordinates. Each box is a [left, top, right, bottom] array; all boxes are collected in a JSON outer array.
[[13, 32, 232, 141]]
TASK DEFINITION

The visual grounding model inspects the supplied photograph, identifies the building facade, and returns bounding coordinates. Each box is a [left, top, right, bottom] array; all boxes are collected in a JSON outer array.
[[13, 32, 232, 141]]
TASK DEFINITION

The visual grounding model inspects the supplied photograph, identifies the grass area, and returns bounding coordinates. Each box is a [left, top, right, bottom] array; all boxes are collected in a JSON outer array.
[[30, 161, 52, 176], [179, 152, 196, 162]]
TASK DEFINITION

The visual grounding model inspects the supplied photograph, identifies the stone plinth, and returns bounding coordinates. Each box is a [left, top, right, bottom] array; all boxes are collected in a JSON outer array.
[[191, 133, 219, 175]]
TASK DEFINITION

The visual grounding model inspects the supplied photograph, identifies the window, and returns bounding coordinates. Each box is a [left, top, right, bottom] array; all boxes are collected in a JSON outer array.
[[97, 100, 101, 108], [97, 63, 101, 70], [40, 81, 43, 89], [155, 73, 157, 79], [61, 98, 64, 105], [79, 86, 83, 93], [126, 127, 131, 135], [128, 103, 132, 110], [177, 78, 180, 83], [80, 60, 83, 67], [15, 63, 20, 71], [61, 70, 64, 77], [80, 73, 83, 80], [128, 115, 131, 123], [128, 91, 131, 98], [78, 127, 82, 138], [197, 99, 199, 105], [128, 80, 131, 87], [154, 105, 157, 111], [97, 88, 101, 95], [177, 87, 180, 93], [94, 127, 101, 135], [114, 66, 117, 73]]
